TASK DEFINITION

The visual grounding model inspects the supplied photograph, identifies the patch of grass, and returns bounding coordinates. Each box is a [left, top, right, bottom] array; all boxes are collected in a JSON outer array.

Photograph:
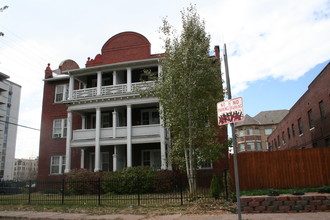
[[0, 200, 234, 216]]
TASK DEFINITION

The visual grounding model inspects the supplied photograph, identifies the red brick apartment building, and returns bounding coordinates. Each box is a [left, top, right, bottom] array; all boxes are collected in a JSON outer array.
[[268, 62, 330, 150], [37, 32, 227, 181]]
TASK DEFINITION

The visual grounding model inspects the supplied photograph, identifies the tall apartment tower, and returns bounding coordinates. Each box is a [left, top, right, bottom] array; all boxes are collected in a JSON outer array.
[[0, 72, 21, 180], [38, 32, 228, 181]]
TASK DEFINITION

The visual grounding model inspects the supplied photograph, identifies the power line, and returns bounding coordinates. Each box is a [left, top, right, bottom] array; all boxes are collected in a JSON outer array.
[[0, 119, 39, 131]]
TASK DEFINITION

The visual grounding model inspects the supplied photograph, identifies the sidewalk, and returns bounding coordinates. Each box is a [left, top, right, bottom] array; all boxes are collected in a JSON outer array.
[[0, 211, 329, 220]]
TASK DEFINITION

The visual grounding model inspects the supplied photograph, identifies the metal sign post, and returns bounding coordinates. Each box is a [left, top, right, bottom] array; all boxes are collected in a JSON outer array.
[[223, 43, 242, 220]]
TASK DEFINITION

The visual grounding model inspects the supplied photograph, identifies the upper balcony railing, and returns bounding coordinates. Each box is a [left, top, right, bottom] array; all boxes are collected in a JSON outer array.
[[71, 81, 154, 100]]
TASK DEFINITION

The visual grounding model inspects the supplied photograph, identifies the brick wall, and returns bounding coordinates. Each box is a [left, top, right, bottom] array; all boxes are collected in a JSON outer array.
[[241, 194, 330, 213]]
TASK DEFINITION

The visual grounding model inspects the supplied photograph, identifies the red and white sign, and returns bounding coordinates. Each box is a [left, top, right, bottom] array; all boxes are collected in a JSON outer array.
[[217, 97, 244, 126]]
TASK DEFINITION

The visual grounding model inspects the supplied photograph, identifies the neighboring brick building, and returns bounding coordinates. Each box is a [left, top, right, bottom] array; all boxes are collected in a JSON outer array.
[[235, 110, 289, 152], [37, 32, 228, 181], [268, 62, 330, 150]]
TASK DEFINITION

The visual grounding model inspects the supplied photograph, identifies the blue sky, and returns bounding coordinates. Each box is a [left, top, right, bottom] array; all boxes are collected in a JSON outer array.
[[237, 60, 330, 117], [0, 0, 329, 159]]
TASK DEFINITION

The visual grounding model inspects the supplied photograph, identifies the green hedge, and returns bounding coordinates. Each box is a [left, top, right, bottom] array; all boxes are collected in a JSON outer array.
[[102, 166, 156, 194], [65, 169, 104, 195]]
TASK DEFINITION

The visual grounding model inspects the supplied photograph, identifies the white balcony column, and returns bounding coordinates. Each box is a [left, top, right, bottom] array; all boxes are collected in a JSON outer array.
[[94, 107, 101, 172], [112, 108, 117, 138], [127, 68, 132, 92], [126, 104, 132, 167], [80, 149, 85, 169], [113, 71, 117, 86], [158, 64, 162, 78], [81, 115, 86, 129], [159, 105, 167, 169], [97, 71, 102, 95], [65, 111, 72, 173], [113, 145, 117, 171], [68, 75, 74, 100]]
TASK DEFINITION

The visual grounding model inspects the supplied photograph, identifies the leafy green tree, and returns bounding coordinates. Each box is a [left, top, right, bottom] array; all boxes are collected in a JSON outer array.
[[153, 5, 226, 195]]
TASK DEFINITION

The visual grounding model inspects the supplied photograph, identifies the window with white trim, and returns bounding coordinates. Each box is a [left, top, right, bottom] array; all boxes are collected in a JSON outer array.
[[55, 84, 68, 102], [264, 127, 272, 135], [238, 129, 244, 137], [90, 113, 111, 129], [198, 160, 212, 169], [256, 142, 262, 150], [246, 127, 253, 135], [50, 155, 65, 174], [90, 152, 110, 172], [246, 142, 255, 151], [52, 119, 67, 138], [142, 150, 161, 169], [239, 143, 245, 152], [141, 109, 160, 125]]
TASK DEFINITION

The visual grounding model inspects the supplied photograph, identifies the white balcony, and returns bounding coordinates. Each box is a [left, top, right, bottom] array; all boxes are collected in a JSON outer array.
[[72, 124, 160, 145], [71, 81, 154, 101]]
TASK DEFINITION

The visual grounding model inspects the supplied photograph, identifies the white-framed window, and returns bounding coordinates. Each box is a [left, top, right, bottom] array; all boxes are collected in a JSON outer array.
[[264, 127, 273, 135], [50, 155, 65, 174], [90, 113, 111, 129], [141, 109, 160, 125], [238, 129, 244, 137], [246, 127, 253, 135], [142, 150, 161, 169], [239, 143, 245, 152], [90, 152, 110, 172], [246, 142, 255, 151], [198, 160, 212, 169], [55, 84, 68, 102], [254, 128, 260, 135], [256, 142, 262, 151], [52, 119, 67, 138]]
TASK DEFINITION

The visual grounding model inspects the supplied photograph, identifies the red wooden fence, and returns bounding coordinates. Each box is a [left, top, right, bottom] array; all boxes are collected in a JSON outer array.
[[229, 147, 330, 190]]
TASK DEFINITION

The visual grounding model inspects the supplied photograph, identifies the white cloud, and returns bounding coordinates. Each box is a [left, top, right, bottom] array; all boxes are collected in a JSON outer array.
[[202, 0, 330, 95]]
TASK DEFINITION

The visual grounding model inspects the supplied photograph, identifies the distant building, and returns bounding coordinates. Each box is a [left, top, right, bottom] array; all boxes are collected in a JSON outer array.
[[235, 110, 289, 152], [268, 62, 330, 150], [0, 72, 21, 180], [13, 158, 38, 181]]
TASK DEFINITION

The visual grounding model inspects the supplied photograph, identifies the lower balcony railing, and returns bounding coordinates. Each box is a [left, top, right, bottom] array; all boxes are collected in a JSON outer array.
[[72, 124, 160, 141]]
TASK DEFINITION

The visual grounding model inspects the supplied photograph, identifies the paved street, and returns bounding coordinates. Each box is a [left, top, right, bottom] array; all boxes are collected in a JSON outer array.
[[0, 211, 329, 220]]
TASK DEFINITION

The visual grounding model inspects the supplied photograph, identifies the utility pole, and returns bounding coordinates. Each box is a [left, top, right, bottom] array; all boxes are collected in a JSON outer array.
[[224, 43, 242, 220]]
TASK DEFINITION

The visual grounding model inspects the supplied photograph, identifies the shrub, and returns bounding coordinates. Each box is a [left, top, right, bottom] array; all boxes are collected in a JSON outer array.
[[318, 186, 330, 193], [268, 189, 280, 196], [102, 166, 156, 194], [153, 170, 175, 193], [210, 175, 222, 199], [102, 170, 123, 194], [292, 191, 305, 195], [65, 169, 104, 195]]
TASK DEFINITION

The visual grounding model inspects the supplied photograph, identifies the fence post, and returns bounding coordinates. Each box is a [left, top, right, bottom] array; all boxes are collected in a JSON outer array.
[[61, 178, 65, 205], [137, 176, 141, 206], [179, 174, 183, 205], [224, 169, 228, 201], [28, 180, 31, 204], [98, 178, 101, 206]]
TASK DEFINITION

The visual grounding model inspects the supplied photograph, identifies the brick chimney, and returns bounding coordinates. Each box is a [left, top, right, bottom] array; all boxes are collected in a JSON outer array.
[[214, 45, 220, 60], [45, 63, 52, 78]]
